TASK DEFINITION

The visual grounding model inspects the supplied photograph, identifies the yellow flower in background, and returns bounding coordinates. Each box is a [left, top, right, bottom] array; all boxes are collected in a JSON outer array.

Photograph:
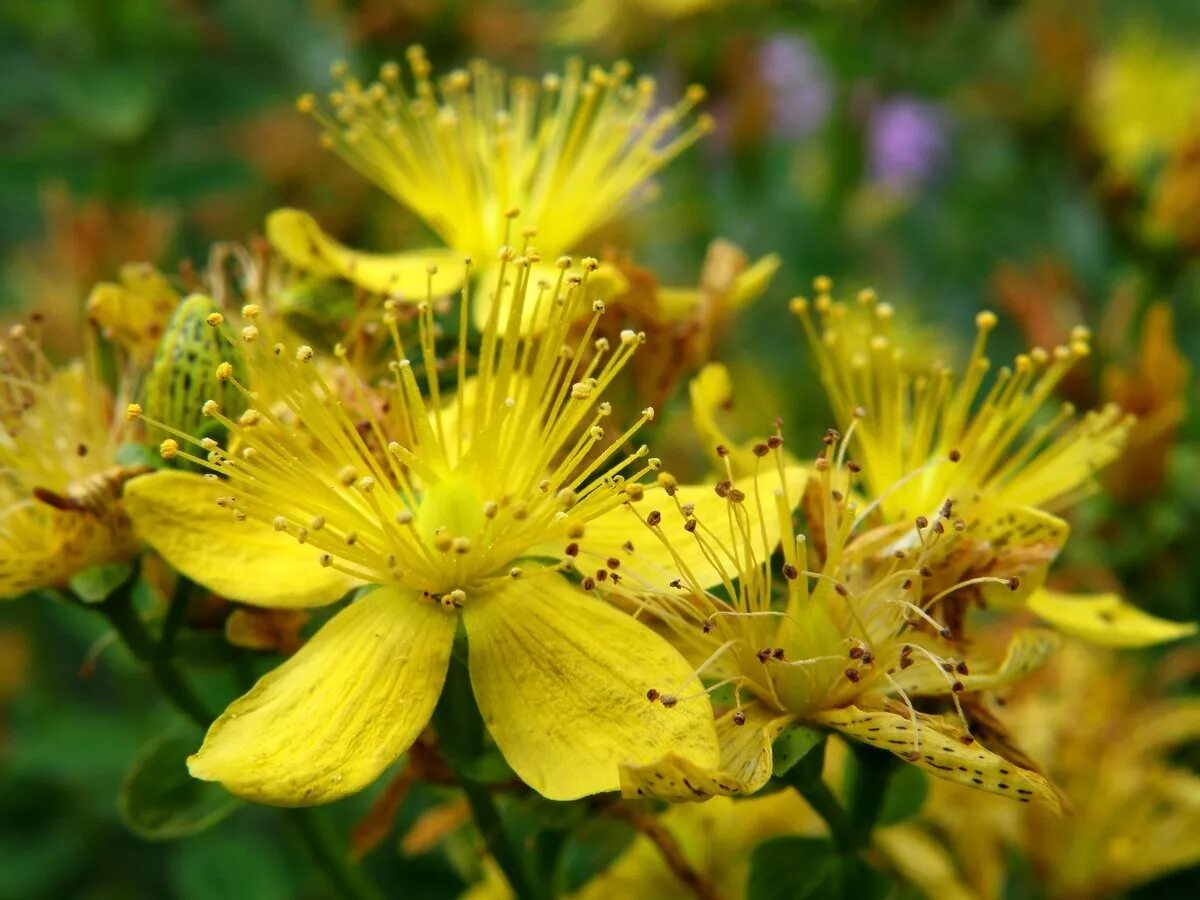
[[85, 263, 180, 365], [610, 430, 1062, 809], [881, 640, 1200, 899], [124, 252, 727, 805], [792, 282, 1129, 519], [1085, 29, 1200, 180], [554, 0, 720, 46], [463, 790, 819, 900], [270, 47, 711, 326], [789, 282, 1194, 645], [0, 323, 144, 599]]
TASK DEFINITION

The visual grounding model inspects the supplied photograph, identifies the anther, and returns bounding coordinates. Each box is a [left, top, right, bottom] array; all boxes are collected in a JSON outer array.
[[646, 510, 662, 527], [659, 694, 678, 708], [646, 689, 660, 702], [733, 710, 747, 726], [159, 439, 179, 459], [125, 403, 143, 421]]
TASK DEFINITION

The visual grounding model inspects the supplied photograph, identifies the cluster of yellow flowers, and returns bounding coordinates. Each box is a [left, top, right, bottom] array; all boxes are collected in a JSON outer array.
[[2, 47, 1195, 899]]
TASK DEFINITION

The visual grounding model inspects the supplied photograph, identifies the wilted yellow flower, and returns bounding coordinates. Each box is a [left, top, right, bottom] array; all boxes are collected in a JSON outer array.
[[610, 429, 1062, 809], [0, 323, 144, 598], [881, 640, 1200, 899], [121, 251, 762, 805], [1102, 302, 1190, 501], [269, 48, 711, 326]]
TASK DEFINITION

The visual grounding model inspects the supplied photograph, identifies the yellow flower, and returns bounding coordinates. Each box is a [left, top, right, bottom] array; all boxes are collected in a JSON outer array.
[[788, 283, 1194, 646], [1085, 29, 1200, 180], [463, 790, 818, 900], [880, 640, 1200, 899], [612, 435, 1063, 809], [554, 0, 721, 46], [124, 253, 731, 805], [0, 324, 143, 598], [269, 48, 711, 327], [85, 262, 180, 365]]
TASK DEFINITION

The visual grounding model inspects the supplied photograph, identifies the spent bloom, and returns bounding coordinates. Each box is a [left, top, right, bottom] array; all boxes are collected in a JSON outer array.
[[124, 247, 743, 805], [610, 426, 1062, 810], [269, 47, 711, 322], [0, 322, 144, 599]]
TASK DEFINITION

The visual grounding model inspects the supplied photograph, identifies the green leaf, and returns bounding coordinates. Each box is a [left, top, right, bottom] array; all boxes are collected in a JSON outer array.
[[119, 733, 241, 840], [114, 441, 164, 470], [771, 725, 826, 779], [69, 562, 133, 604], [748, 836, 891, 900], [876, 761, 929, 826]]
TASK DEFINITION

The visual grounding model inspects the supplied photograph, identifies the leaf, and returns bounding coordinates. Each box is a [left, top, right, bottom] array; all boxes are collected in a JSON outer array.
[[771, 725, 826, 779], [748, 836, 891, 900], [876, 763, 930, 826], [69, 562, 133, 604], [119, 733, 241, 840]]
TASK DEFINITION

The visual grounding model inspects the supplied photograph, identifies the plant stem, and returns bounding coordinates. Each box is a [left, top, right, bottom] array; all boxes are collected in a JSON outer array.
[[91, 578, 380, 900], [95, 580, 212, 728], [611, 804, 723, 900], [284, 808, 382, 900], [845, 742, 898, 847], [457, 773, 540, 900], [793, 775, 858, 854]]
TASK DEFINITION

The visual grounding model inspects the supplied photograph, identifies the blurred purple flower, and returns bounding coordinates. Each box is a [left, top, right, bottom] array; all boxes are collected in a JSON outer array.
[[868, 97, 950, 189], [758, 35, 832, 140]]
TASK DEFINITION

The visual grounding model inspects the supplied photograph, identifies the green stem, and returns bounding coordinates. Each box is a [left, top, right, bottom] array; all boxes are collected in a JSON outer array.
[[284, 808, 381, 900], [793, 774, 858, 854], [845, 742, 898, 847], [91, 579, 380, 900], [456, 774, 540, 900], [95, 581, 213, 728]]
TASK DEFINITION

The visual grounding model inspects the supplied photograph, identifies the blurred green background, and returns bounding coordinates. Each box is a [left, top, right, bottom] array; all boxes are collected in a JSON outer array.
[[2, 0, 1198, 897]]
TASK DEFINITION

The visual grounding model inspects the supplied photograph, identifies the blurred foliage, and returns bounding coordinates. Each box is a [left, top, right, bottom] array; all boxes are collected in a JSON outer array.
[[2, 0, 1199, 898]]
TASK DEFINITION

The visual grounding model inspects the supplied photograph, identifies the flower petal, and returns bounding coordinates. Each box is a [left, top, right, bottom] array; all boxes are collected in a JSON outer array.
[[580, 467, 808, 593], [814, 703, 1061, 812], [188, 586, 456, 805], [973, 504, 1070, 606], [619, 705, 793, 801], [461, 573, 719, 800], [124, 470, 358, 607], [894, 629, 1061, 697], [1027, 589, 1197, 647], [267, 208, 464, 298]]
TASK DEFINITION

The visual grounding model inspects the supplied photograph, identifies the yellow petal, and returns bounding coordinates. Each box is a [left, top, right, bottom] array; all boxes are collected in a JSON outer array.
[[726, 253, 781, 311], [188, 586, 456, 805], [580, 466, 808, 593], [895, 629, 1061, 697], [620, 705, 793, 801], [874, 825, 982, 900], [462, 573, 719, 800], [1027, 589, 1197, 647], [0, 497, 137, 600], [123, 470, 358, 607], [973, 504, 1070, 607], [815, 703, 1061, 812], [266, 208, 464, 298]]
